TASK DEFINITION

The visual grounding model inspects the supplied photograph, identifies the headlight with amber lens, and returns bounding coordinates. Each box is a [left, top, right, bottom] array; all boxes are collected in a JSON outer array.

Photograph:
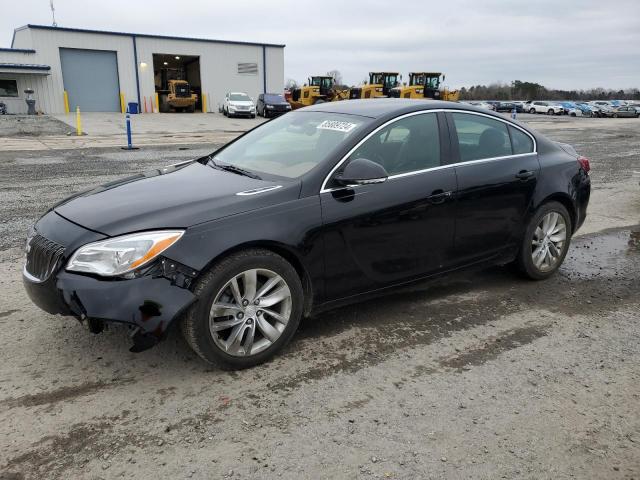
[[66, 230, 184, 276]]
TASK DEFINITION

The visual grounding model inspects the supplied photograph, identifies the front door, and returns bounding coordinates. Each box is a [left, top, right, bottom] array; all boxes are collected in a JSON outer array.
[[320, 112, 457, 300], [447, 111, 540, 264]]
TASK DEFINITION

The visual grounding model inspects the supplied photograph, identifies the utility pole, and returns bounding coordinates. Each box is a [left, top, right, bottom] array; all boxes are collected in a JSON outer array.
[[50, 0, 58, 27]]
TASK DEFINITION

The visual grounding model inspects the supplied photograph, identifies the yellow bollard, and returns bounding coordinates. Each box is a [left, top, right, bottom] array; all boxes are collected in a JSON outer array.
[[202, 93, 207, 114], [63, 91, 70, 114], [76, 106, 82, 136], [155, 92, 159, 113], [120, 93, 125, 114]]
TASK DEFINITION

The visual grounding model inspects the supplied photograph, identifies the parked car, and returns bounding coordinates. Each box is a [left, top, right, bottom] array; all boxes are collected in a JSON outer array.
[[574, 102, 595, 116], [602, 105, 639, 118], [494, 101, 517, 112], [0, 101, 6, 115], [511, 101, 527, 113], [222, 92, 256, 118], [526, 101, 564, 115], [468, 101, 495, 111], [588, 102, 613, 118], [257, 93, 292, 118], [558, 102, 578, 114], [23, 99, 591, 369]]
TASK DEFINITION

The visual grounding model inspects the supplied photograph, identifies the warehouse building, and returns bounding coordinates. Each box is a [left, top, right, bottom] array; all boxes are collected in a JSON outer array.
[[0, 24, 285, 114]]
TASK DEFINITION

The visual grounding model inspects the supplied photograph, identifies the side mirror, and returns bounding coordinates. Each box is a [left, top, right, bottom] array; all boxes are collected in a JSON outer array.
[[335, 158, 388, 186]]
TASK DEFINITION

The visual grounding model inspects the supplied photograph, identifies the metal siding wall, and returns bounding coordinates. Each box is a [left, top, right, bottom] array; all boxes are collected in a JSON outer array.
[[11, 28, 34, 49], [136, 37, 284, 112], [0, 74, 50, 114], [2, 27, 284, 114], [16, 28, 137, 114], [265, 47, 284, 94]]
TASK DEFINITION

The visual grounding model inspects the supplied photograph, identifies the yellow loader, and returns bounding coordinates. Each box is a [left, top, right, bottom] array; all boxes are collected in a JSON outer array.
[[348, 72, 400, 99], [287, 76, 350, 109], [389, 72, 459, 102]]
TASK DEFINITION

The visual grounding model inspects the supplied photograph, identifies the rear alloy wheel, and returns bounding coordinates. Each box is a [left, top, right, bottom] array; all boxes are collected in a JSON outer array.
[[181, 249, 303, 369], [517, 202, 572, 280]]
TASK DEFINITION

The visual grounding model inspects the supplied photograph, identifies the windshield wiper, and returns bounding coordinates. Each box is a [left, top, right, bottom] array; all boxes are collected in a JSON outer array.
[[207, 157, 261, 180]]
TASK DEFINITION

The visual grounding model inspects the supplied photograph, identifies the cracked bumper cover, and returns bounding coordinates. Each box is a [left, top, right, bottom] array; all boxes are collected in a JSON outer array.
[[23, 258, 198, 347]]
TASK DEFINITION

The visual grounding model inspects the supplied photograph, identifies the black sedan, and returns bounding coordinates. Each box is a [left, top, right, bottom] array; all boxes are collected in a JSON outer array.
[[24, 100, 591, 369], [256, 93, 292, 118]]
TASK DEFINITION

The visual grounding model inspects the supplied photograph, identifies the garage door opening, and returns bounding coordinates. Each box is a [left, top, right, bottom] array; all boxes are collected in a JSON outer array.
[[153, 54, 201, 113], [60, 48, 120, 112]]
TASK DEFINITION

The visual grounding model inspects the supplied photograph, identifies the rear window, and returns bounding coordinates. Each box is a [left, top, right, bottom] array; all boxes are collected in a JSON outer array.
[[509, 126, 534, 155], [452, 113, 512, 162]]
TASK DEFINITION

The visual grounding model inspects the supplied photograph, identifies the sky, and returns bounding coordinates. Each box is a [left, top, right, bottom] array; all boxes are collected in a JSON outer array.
[[2, 0, 639, 90]]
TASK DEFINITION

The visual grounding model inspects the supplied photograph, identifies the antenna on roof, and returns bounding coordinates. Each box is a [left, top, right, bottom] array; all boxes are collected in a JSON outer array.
[[50, 0, 58, 27]]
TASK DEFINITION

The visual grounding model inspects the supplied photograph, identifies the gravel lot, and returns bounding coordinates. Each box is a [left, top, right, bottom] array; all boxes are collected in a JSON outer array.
[[0, 114, 639, 479]]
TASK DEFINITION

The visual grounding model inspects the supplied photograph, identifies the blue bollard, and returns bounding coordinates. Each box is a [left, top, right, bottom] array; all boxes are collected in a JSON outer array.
[[126, 114, 132, 149], [121, 113, 139, 150], [511, 106, 517, 120]]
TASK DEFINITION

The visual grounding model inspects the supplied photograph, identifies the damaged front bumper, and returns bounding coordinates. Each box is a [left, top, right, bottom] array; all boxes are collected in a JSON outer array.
[[22, 212, 199, 352]]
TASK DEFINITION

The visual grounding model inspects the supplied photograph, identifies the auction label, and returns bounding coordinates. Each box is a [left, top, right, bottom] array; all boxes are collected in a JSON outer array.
[[317, 120, 358, 133]]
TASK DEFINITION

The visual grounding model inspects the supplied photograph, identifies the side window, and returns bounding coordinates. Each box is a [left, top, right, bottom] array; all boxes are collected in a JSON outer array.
[[509, 126, 534, 154], [451, 113, 512, 162], [348, 113, 440, 176]]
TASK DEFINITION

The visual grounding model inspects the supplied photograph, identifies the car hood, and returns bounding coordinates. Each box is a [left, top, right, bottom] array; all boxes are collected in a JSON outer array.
[[54, 161, 299, 237], [229, 101, 254, 107]]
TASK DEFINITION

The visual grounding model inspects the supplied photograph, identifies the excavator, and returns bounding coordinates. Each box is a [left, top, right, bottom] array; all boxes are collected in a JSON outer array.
[[348, 72, 400, 99], [287, 75, 350, 109], [389, 72, 459, 102]]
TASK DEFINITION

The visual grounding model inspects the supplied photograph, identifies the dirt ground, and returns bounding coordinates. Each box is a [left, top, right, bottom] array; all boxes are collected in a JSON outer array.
[[0, 114, 639, 479]]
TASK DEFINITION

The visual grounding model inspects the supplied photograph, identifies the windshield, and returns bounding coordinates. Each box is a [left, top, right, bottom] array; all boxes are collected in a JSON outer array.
[[264, 94, 285, 103], [230, 93, 251, 102], [213, 112, 368, 179]]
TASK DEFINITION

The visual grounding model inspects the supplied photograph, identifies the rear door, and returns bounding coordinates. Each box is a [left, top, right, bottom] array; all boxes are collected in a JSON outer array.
[[446, 111, 539, 264], [320, 111, 457, 300]]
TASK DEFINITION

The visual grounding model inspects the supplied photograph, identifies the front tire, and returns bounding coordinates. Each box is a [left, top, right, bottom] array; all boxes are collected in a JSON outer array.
[[516, 202, 572, 280], [529, 108, 536, 114], [181, 249, 304, 369]]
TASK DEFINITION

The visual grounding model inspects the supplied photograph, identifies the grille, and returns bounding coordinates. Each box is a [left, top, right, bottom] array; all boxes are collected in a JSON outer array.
[[25, 234, 65, 282]]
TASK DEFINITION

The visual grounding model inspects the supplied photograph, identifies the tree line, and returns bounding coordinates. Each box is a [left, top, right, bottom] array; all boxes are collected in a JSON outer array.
[[459, 80, 640, 101]]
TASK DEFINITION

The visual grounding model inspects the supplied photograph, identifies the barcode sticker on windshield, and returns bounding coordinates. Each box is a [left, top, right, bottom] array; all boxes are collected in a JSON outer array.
[[317, 120, 358, 133]]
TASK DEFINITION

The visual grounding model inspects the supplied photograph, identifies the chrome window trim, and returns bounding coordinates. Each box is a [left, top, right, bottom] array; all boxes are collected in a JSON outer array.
[[319, 108, 537, 194]]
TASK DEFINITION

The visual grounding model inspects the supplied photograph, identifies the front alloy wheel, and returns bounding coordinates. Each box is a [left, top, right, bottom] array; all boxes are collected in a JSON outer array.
[[517, 201, 572, 280], [181, 249, 303, 369], [210, 269, 292, 356]]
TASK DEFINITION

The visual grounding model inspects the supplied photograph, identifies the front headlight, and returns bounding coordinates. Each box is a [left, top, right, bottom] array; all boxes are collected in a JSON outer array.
[[266, 105, 275, 109], [66, 230, 184, 277]]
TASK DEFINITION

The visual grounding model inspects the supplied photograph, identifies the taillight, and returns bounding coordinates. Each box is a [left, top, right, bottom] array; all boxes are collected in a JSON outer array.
[[577, 155, 590, 173]]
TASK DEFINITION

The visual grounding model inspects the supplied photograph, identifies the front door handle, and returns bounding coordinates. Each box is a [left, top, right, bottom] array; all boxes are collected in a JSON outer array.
[[426, 190, 452, 204], [515, 170, 536, 180]]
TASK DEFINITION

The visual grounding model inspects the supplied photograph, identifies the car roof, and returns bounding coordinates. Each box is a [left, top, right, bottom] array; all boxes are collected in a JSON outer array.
[[301, 98, 493, 119]]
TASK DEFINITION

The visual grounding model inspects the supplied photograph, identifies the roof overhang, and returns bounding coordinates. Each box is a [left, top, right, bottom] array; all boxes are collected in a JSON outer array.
[[0, 63, 50, 75]]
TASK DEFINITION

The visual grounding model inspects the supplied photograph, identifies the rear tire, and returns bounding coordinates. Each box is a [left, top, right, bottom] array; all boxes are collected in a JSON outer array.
[[181, 249, 304, 369], [516, 202, 572, 280]]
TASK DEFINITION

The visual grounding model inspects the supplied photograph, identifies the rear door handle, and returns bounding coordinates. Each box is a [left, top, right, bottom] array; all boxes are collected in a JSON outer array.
[[426, 190, 452, 204], [515, 170, 536, 180]]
